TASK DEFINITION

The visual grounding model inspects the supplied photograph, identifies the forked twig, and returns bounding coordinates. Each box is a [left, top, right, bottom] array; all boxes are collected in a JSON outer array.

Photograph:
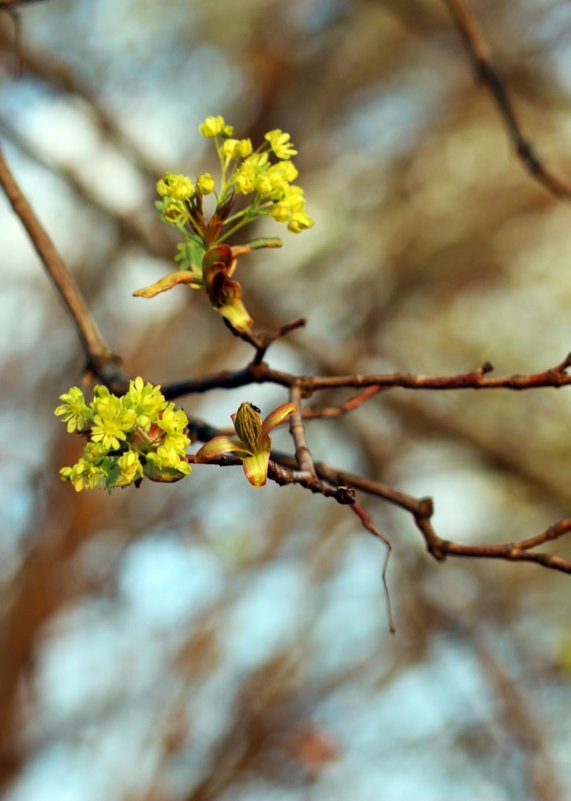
[[224, 316, 306, 363]]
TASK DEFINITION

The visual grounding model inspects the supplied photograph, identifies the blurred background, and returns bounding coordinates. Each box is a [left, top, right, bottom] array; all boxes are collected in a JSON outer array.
[[2, 1, 571, 799]]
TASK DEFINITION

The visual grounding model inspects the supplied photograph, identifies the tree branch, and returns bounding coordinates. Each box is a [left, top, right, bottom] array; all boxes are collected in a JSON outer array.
[[444, 0, 571, 200], [186, 420, 571, 578], [289, 385, 316, 475], [163, 354, 571, 401], [0, 147, 127, 386]]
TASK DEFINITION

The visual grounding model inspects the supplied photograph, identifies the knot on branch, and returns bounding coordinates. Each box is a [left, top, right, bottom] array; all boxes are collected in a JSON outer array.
[[418, 496, 434, 518], [335, 485, 355, 505]]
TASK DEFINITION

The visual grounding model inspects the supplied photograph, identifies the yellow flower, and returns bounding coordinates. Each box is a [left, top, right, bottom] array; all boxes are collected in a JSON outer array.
[[161, 202, 188, 225], [288, 210, 314, 233], [271, 160, 298, 182], [110, 451, 143, 487], [196, 172, 215, 195], [156, 173, 194, 201], [221, 138, 240, 158], [236, 138, 253, 158], [199, 115, 233, 138], [221, 138, 252, 159], [232, 153, 270, 195], [264, 129, 297, 159]]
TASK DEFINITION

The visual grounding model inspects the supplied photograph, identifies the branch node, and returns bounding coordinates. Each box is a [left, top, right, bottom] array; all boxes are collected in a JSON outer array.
[[418, 497, 434, 518]]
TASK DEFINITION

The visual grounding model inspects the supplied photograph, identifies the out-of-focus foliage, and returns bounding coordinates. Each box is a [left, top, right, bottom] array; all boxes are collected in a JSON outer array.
[[1, 1, 571, 799]]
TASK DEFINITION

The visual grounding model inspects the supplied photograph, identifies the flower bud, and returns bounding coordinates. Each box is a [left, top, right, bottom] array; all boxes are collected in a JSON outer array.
[[234, 402, 262, 452]]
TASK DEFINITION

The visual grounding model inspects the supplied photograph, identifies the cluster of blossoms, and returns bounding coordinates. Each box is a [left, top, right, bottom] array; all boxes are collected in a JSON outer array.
[[56, 117, 308, 493], [55, 378, 191, 492], [133, 115, 314, 332], [157, 114, 313, 236]]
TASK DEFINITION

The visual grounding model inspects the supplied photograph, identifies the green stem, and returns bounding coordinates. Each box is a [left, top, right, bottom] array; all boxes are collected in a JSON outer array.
[[223, 208, 250, 226], [216, 217, 254, 241], [216, 137, 228, 193]]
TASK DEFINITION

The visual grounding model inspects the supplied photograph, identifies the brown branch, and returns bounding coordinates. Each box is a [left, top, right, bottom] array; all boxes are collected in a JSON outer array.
[[302, 386, 384, 419], [186, 412, 571, 578], [163, 355, 571, 401], [289, 385, 316, 475], [7, 17, 570, 587], [282, 450, 571, 576], [268, 460, 354, 504], [0, 147, 127, 385], [444, 0, 571, 200], [187, 448, 354, 505], [301, 357, 571, 392], [415, 515, 571, 575]]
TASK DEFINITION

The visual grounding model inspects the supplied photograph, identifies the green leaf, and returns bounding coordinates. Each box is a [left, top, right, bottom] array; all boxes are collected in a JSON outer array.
[[175, 239, 207, 273]]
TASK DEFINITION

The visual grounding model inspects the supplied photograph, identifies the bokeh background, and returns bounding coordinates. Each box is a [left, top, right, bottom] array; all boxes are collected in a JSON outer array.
[[2, 1, 571, 799]]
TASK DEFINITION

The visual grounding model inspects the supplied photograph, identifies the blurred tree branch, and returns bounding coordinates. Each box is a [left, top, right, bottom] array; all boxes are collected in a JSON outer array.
[[444, 0, 571, 200], [0, 147, 122, 379]]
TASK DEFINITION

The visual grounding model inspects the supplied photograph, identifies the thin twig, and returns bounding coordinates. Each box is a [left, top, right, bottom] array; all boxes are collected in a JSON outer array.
[[303, 386, 384, 419], [223, 316, 306, 363], [444, 0, 571, 200], [251, 317, 306, 364], [268, 460, 354, 503], [350, 502, 395, 634]]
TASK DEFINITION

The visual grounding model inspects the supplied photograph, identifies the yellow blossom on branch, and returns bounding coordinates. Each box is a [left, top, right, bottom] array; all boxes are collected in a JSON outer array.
[[136, 115, 314, 332]]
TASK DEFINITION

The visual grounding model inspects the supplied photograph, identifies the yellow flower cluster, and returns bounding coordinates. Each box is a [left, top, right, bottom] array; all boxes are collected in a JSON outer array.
[[56, 378, 191, 492], [155, 171, 215, 226], [155, 115, 314, 236]]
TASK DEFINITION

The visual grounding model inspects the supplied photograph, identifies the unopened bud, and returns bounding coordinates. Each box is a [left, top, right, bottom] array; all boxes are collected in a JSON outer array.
[[234, 402, 262, 452]]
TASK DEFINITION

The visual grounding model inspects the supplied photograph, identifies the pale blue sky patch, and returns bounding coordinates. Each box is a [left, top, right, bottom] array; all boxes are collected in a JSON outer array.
[[118, 533, 224, 629]]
